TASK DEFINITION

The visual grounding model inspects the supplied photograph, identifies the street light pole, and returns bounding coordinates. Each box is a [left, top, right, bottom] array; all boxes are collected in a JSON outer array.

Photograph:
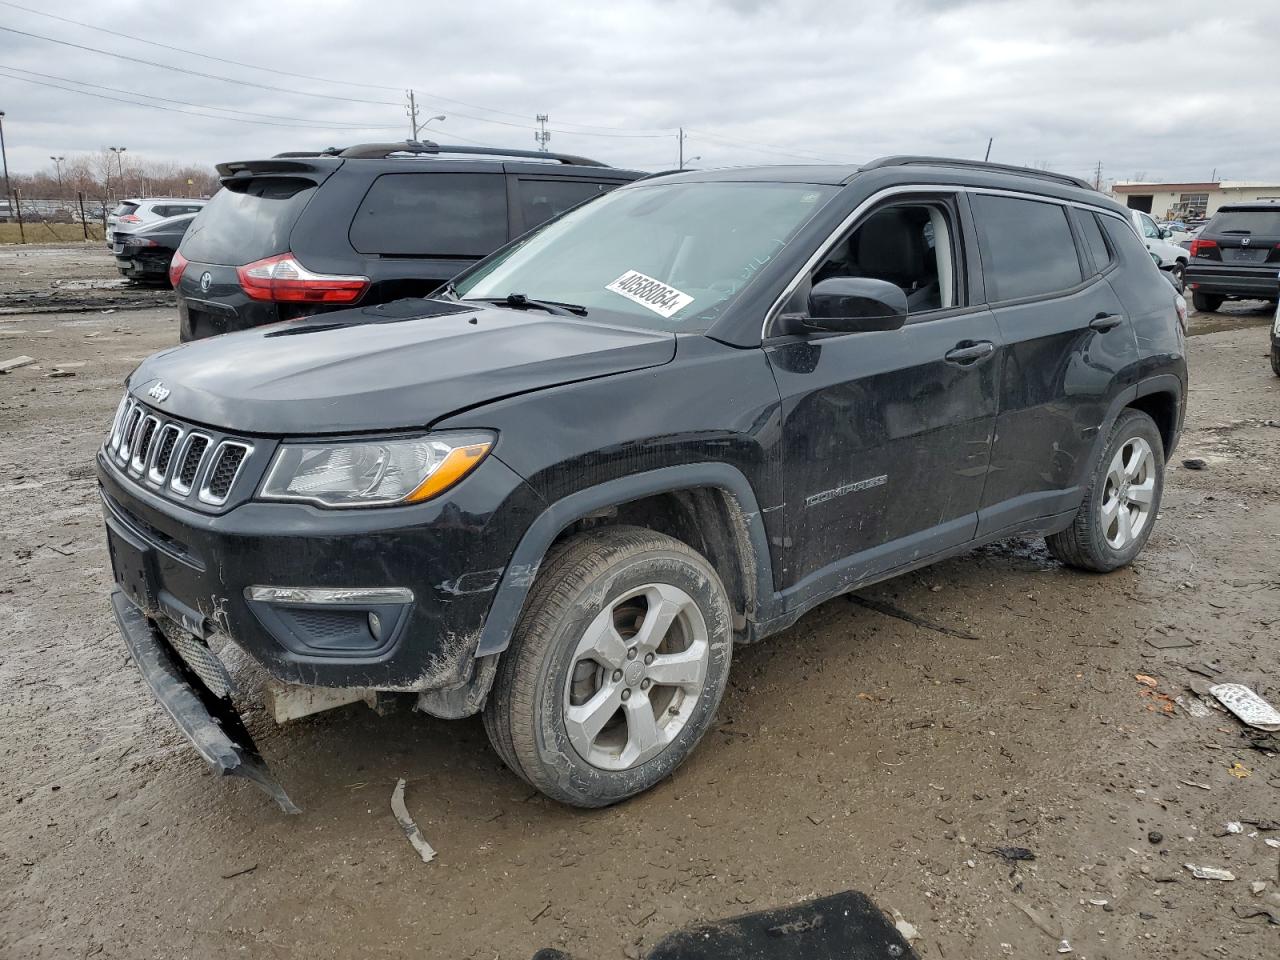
[[50, 155, 65, 197], [109, 146, 127, 197]]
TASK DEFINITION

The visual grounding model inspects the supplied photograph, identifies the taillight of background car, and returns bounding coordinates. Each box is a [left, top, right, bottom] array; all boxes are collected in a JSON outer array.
[[236, 253, 370, 304], [168, 250, 189, 288], [1189, 238, 1217, 257]]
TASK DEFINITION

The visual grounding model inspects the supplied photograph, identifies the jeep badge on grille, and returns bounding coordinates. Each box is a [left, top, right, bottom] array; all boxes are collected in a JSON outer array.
[[148, 382, 171, 402]]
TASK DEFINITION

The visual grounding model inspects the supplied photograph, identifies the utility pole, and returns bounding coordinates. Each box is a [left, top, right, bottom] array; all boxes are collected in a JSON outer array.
[[50, 155, 65, 197], [406, 89, 421, 140], [1092, 160, 1103, 191], [983, 137, 993, 162], [678, 127, 684, 170], [0, 112, 12, 221], [534, 114, 551, 152]]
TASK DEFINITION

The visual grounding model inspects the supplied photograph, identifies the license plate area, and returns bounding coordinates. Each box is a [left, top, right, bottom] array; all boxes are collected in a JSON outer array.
[[106, 515, 159, 614], [1224, 247, 1267, 263]]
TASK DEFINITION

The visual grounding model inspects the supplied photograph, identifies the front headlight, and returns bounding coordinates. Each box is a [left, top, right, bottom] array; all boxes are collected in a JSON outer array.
[[259, 432, 494, 507]]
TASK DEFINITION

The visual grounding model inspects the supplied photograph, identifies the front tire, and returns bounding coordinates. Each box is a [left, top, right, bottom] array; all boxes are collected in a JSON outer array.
[[483, 526, 733, 808], [1192, 291, 1224, 313], [1046, 409, 1165, 572], [1271, 344, 1280, 377], [1169, 261, 1186, 290]]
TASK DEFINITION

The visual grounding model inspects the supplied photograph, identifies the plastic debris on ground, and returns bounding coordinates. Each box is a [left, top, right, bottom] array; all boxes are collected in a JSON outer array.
[[1184, 863, 1235, 881], [390, 778, 436, 864], [1208, 683, 1280, 732]]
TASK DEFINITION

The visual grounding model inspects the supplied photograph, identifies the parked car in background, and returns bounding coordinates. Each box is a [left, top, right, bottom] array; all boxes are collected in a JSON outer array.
[[1130, 209, 1190, 286], [112, 213, 197, 286], [171, 141, 645, 341], [1185, 202, 1280, 312], [1272, 291, 1280, 376], [107, 198, 206, 247], [99, 156, 1186, 810]]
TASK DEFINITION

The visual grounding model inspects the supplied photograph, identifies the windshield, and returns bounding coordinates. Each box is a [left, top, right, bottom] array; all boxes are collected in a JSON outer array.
[[453, 180, 837, 330]]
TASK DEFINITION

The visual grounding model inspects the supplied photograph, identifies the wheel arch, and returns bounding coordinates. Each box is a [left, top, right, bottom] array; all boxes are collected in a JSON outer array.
[[474, 464, 775, 658], [1127, 376, 1183, 456]]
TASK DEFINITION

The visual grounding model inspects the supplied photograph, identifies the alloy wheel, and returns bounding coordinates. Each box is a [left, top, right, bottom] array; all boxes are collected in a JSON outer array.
[[1100, 436, 1156, 549]]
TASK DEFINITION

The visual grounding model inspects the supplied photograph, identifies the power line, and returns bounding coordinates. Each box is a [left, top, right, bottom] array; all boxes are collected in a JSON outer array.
[[0, 64, 397, 128], [0, 69, 401, 130], [0, 3, 677, 136]]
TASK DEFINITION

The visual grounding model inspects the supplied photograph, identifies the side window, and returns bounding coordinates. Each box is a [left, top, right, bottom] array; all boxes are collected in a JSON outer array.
[[350, 173, 508, 257], [970, 194, 1082, 302], [1075, 210, 1113, 274], [152, 206, 171, 218], [1101, 214, 1161, 268], [787, 200, 960, 316], [517, 179, 615, 232], [1139, 213, 1160, 239]]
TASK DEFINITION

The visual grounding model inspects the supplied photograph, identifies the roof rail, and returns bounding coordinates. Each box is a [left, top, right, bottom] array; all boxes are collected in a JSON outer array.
[[860, 156, 1094, 191], [269, 140, 609, 167]]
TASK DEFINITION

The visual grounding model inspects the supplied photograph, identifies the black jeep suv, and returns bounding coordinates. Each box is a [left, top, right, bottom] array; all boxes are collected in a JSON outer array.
[[172, 141, 645, 341], [1184, 201, 1280, 313], [99, 157, 1186, 811]]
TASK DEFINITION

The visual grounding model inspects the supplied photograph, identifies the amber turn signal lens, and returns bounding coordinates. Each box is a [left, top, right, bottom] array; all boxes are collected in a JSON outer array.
[[404, 442, 492, 503]]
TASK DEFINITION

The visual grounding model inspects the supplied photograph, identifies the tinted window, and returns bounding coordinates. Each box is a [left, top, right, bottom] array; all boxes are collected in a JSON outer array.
[[518, 179, 614, 230], [971, 194, 1082, 301], [113, 202, 139, 216], [1101, 214, 1161, 268], [350, 173, 507, 257], [1207, 209, 1280, 235], [180, 177, 316, 266], [1076, 211, 1112, 273]]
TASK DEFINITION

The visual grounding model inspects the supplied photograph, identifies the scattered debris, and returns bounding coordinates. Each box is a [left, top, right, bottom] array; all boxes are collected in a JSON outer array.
[[1181, 458, 1207, 470], [1184, 863, 1235, 881], [1224, 821, 1244, 835], [390, 778, 436, 864], [1148, 831, 1164, 844], [1232, 905, 1280, 926], [1087, 898, 1109, 907], [1251, 881, 1269, 895], [1057, 939, 1073, 954], [1135, 674, 1159, 687], [1229, 762, 1252, 779], [1180, 779, 1211, 791], [1265, 839, 1280, 850], [529, 902, 552, 923], [220, 863, 258, 879], [889, 908, 920, 943], [1176, 695, 1215, 719], [0, 355, 35, 373], [1145, 633, 1195, 650], [848, 594, 979, 640], [987, 846, 1036, 862], [1209, 683, 1280, 732]]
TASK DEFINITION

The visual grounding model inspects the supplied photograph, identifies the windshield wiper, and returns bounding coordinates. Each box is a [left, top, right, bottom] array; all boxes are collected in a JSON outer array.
[[467, 293, 589, 317]]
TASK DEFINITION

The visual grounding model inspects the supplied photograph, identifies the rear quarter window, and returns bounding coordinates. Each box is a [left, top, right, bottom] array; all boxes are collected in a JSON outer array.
[[350, 173, 508, 257], [180, 177, 316, 266], [1074, 210, 1113, 274], [971, 194, 1083, 301]]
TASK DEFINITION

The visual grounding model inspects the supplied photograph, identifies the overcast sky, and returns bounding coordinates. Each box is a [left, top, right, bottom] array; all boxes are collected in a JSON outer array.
[[1, 0, 1278, 184]]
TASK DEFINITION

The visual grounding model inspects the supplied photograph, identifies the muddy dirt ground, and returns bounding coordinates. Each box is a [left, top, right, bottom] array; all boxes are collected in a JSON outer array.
[[2, 243, 1278, 959]]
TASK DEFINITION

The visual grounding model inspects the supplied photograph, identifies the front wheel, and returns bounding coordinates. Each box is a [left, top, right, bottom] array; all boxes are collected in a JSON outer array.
[[483, 526, 733, 808], [1046, 409, 1165, 572], [1271, 344, 1280, 377], [1168, 261, 1186, 290]]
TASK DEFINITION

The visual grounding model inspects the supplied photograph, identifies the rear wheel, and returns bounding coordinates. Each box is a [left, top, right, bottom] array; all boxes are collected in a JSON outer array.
[[483, 526, 733, 807], [1046, 410, 1165, 572], [1192, 291, 1224, 313], [1271, 344, 1280, 378], [1168, 261, 1186, 289]]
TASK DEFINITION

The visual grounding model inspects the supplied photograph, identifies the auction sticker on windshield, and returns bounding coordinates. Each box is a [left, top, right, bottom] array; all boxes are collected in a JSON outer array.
[[606, 270, 694, 319]]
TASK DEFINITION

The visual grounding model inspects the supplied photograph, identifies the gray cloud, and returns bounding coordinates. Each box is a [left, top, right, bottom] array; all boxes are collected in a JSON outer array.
[[0, 0, 1276, 184]]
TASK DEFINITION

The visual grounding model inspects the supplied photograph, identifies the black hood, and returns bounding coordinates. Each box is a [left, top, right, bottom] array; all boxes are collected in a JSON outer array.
[[129, 299, 675, 435]]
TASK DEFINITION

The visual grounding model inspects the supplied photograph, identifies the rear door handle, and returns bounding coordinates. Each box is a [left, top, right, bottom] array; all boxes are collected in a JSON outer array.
[[944, 340, 995, 365], [1089, 313, 1124, 332]]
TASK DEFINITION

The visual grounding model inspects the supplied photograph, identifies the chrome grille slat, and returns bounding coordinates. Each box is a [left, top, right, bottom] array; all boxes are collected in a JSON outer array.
[[102, 391, 256, 508]]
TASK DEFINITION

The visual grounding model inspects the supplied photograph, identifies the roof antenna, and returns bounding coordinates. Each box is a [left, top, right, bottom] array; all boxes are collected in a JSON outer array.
[[984, 137, 993, 162]]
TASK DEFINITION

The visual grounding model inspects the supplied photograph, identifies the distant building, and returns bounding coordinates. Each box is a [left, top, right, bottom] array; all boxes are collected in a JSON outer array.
[[1111, 181, 1280, 220]]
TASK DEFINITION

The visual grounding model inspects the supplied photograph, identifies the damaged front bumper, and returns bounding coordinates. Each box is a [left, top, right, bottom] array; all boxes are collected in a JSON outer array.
[[111, 588, 300, 814]]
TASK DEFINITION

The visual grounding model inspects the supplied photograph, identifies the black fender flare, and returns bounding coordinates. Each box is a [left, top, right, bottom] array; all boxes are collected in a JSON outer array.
[[474, 463, 775, 657], [1091, 373, 1185, 470]]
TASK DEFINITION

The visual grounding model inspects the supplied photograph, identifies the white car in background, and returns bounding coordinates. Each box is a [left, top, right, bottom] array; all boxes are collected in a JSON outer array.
[[107, 198, 207, 247], [1129, 209, 1190, 286]]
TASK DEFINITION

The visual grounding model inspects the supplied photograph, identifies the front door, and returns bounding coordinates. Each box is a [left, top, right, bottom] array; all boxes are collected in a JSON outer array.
[[765, 194, 1001, 603]]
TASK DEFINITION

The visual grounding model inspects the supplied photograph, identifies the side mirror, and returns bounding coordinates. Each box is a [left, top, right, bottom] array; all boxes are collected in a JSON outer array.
[[801, 277, 909, 334], [1158, 227, 1171, 239]]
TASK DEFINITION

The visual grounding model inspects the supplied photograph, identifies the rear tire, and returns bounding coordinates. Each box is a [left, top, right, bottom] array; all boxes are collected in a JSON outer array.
[[1271, 344, 1280, 378], [1192, 291, 1224, 313], [483, 526, 733, 808], [1046, 409, 1165, 572]]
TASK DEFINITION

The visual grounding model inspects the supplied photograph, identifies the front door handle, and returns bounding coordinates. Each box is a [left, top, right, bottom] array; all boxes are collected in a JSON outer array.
[[944, 340, 995, 365], [1089, 313, 1124, 332]]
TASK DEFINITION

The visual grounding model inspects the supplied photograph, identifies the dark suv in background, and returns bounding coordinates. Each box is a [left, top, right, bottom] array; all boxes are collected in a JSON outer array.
[[1185, 201, 1280, 312], [172, 141, 645, 340], [101, 156, 1186, 812]]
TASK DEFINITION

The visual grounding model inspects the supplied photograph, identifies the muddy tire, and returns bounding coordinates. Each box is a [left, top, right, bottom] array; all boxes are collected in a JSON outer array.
[[1271, 344, 1280, 378], [482, 526, 733, 808], [1191, 291, 1223, 313], [1046, 409, 1165, 573]]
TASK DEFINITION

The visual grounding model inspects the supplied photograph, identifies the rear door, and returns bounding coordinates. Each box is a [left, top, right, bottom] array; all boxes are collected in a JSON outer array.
[[971, 193, 1137, 534], [509, 177, 622, 236]]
